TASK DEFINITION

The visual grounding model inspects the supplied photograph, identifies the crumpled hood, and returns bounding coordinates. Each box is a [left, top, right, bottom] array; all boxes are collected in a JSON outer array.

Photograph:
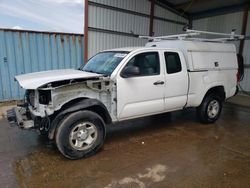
[[15, 69, 103, 89]]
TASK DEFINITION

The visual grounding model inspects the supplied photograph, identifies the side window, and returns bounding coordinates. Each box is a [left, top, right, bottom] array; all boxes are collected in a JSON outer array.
[[164, 52, 182, 74], [125, 52, 160, 76]]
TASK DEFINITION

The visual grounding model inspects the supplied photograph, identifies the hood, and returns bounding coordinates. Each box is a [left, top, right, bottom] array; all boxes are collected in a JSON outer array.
[[15, 69, 103, 89]]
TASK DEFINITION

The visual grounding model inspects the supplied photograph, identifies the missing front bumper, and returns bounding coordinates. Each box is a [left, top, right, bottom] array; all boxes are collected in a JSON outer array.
[[7, 107, 34, 129]]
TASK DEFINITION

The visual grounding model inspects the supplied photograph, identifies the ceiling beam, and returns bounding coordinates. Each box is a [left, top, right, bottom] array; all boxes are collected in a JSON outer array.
[[174, 0, 209, 10], [155, 0, 189, 19], [190, 3, 249, 20]]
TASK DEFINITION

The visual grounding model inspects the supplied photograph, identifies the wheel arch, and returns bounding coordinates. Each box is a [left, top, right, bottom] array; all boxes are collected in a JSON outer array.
[[197, 86, 225, 123], [48, 98, 112, 140], [203, 85, 226, 102]]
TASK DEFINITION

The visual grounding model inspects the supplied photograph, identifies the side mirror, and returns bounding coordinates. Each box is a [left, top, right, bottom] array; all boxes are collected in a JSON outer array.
[[121, 66, 140, 78]]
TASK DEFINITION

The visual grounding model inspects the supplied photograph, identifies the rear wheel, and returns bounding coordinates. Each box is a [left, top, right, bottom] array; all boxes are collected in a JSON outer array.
[[55, 110, 105, 159], [197, 94, 222, 123]]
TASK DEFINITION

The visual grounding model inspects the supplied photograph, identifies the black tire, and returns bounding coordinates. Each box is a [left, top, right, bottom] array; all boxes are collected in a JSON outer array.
[[55, 110, 106, 159], [197, 94, 222, 124]]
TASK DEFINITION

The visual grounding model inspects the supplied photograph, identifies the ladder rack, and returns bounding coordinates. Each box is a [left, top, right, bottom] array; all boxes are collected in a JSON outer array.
[[139, 29, 244, 42]]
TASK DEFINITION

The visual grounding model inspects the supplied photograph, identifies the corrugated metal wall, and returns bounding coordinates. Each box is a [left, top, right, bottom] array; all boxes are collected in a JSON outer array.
[[193, 11, 250, 92], [193, 11, 243, 50], [153, 20, 186, 36], [88, 32, 147, 56], [153, 4, 187, 36], [88, 0, 188, 57], [88, 0, 150, 57], [0, 29, 84, 101]]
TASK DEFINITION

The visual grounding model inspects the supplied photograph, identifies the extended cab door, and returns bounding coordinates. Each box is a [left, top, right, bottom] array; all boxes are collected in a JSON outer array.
[[116, 51, 165, 120], [163, 51, 188, 111]]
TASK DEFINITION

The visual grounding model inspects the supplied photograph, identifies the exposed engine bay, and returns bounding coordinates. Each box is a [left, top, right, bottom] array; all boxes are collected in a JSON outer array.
[[8, 75, 117, 131]]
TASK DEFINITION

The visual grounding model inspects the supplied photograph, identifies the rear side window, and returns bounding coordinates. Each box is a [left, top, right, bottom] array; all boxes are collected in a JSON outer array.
[[164, 52, 182, 74], [126, 52, 160, 76]]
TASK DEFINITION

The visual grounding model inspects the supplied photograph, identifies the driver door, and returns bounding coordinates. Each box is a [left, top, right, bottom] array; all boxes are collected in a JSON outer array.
[[116, 51, 165, 120]]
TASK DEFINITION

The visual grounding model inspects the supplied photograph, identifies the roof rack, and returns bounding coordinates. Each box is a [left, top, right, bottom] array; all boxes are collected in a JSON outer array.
[[139, 29, 244, 43]]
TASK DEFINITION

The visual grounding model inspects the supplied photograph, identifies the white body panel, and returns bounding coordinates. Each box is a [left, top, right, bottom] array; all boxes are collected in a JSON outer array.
[[163, 51, 188, 111], [15, 69, 102, 89], [186, 69, 237, 107], [191, 51, 237, 70], [115, 49, 165, 120], [116, 75, 165, 120]]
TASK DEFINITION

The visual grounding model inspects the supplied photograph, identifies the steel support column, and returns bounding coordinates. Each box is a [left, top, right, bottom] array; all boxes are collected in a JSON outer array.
[[188, 17, 193, 29], [84, 0, 89, 63], [149, 0, 155, 36], [239, 3, 249, 55]]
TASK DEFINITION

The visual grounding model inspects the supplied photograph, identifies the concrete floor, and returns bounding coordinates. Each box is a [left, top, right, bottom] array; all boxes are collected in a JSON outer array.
[[227, 94, 250, 108], [0, 99, 250, 188]]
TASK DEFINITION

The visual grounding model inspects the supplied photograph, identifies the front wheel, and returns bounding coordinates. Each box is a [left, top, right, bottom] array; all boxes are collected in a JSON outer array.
[[55, 110, 106, 159], [197, 94, 222, 124]]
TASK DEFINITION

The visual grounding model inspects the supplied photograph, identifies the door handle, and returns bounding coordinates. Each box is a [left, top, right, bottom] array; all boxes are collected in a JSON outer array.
[[153, 81, 164, 85]]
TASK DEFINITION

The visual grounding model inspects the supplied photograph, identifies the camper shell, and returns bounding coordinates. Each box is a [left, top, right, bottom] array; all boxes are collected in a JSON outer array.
[[146, 40, 238, 71]]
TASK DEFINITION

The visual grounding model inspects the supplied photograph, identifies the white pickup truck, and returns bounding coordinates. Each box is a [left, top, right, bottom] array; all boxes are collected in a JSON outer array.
[[7, 32, 240, 159]]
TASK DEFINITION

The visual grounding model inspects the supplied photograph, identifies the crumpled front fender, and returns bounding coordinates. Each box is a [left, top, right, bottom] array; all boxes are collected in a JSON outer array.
[[48, 98, 112, 140]]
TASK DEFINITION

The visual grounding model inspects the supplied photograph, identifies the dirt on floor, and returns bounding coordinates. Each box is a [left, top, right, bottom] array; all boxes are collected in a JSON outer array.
[[0, 101, 250, 188]]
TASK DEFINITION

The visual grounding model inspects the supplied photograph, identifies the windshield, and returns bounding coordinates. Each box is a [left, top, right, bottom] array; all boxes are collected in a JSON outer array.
[[82, 51, 129, 76]]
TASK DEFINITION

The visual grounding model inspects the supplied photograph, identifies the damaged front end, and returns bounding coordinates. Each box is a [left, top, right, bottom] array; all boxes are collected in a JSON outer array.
[[6, 89, 52, 131], [6, 70, 116, 134], [7, 106, 34, 129]]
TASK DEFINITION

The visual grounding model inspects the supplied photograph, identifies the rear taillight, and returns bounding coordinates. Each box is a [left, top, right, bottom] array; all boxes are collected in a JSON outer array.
[[237, 54, 244, 83], [237, 71, 240, 83]]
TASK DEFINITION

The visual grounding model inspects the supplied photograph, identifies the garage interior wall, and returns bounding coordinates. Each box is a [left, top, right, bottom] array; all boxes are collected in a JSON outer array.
[[193, 10, 250, 92], [241, 11, 250, 92], [87, 0, 188, 58], [153, 4, 187, 36]]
